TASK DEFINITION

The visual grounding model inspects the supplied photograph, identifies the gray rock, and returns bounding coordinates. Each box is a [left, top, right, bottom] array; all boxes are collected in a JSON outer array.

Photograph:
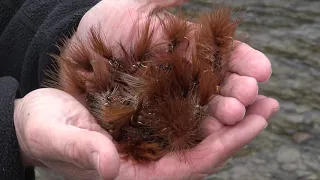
[[253, 158, 266, 164], [277, 146, 301, 163], [296, 161, 307, 170], [286, 114, 304, 123], [35, 167, 64, 180], [292, 132, 312, 144], [281, 163, 297, 171], [304, 160, 320, 171], [230, 166, 253, 179], [306, 174, 319, 180], [266, 161, 280, 172], [302, 153, 311, 161], [264, 173, 272, 178], [273, 171, 299, 180], [296, 170, 312, 178]]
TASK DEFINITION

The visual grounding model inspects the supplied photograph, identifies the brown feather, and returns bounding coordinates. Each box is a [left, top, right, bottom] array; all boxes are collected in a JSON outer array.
[[44, 5, 241, 164]]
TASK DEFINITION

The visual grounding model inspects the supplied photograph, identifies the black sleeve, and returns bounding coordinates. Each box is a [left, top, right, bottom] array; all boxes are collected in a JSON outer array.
[[0, 0, 99, 179], [0, 0, 26, 36], [0, 76, 25, 180]]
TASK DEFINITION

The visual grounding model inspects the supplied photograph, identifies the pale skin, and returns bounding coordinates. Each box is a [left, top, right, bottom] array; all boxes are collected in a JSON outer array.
[[13, 0, 280, 180]]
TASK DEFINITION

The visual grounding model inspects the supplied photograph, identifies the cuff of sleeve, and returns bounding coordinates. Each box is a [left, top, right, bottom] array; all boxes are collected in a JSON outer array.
[[0, 76, 25, 179]]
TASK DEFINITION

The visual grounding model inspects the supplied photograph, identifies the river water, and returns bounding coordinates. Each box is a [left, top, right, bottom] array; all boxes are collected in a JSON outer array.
[[181, 0, 320, 179]]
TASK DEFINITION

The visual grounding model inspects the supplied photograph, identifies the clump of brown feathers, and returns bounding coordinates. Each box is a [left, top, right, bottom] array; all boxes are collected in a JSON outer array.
[[45, 4, 242, 164]]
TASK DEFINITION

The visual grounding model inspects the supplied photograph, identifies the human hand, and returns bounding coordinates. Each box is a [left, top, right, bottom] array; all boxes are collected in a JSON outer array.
[[111, 44, 279, 180], [14, 88, 120, 180], [74, 0, 279, 180]]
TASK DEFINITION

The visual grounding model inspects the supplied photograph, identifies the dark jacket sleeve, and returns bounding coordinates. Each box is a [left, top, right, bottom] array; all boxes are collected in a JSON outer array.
[[0, 0, 26, 35], [0, 77, 25, 180], [0, 0, 100, 179]]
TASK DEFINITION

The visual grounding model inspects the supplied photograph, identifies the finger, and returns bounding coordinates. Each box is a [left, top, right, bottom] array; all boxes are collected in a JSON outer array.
[[208, 95, 279, 163], [201, 116, 224, 137], [189, 114, 267, 174], [209, 96, 245, 125], [90, 123, 114, 140], [246, 96, 280, 120], [144, 0, 188, 8], [209, 162, 226, 174], [221, 73, 258, 106], [230, 42, 272, 82], [47, 126, 120, 180], [202, 95, 277, 136], [217, 114, 267, 155], [255, 95, 267, 101], [205, 96, 278, 139]]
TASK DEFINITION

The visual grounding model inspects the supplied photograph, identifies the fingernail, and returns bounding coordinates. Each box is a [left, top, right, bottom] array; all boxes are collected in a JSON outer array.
[[272, 108, 279, 116], [264, 123, 268, 129], [268, 108, 279, 119], [90, 152, 100, 170]]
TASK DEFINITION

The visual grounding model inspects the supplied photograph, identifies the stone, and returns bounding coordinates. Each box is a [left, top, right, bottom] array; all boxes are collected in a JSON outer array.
[[266, 162, 280, 172], [305, 160, 320, 171], [284, 128, 298, 135], [265, 173, 272, 177], [286, 114, 304, 123], [35, 167, 64, 180], [306, 174, 318, 180], [296, 170, 312, 178], [253, 158, 266, 164], [276, 146, 301, 163], [292, 132, 312, 144], [230, 166, 253, 179], [281, 163, 297, 171], [296, 161, 307, 170]]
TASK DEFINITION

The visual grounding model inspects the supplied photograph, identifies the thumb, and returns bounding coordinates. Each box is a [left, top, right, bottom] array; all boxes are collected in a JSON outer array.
[[46, 126, 120, 179]]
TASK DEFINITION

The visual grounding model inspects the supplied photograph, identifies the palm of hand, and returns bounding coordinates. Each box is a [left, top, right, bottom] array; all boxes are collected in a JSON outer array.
[[15, 1, 279, 180], [116, 96, 277, 180], [76, 1, 279, 180]]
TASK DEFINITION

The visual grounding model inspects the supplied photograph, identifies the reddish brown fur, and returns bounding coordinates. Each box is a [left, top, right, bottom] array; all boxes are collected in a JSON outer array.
[[45, 5, 241, 164]]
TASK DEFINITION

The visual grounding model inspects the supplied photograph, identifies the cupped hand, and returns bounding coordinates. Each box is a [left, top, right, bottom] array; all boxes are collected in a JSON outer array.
[[14, 88, 120, 180], [113, 43, 279, 180], [75, 0, 280, 180]]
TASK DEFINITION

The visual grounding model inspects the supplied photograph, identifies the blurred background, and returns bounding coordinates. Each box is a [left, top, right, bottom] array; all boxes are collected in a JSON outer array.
[[180, 0, 320, 179]]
